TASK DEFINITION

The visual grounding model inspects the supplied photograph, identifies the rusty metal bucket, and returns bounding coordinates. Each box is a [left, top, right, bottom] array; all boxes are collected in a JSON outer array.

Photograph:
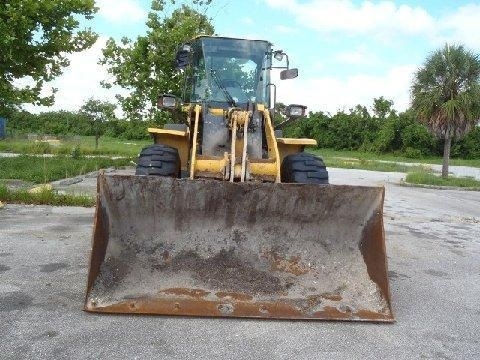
[[84, 174, 393, 322]]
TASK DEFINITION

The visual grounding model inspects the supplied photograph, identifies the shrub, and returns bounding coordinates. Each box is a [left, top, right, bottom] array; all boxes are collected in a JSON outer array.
[[452, 126, 480, 159], [71, 145, 82, 159], [27, 141, 52, 154], [401, 123, 438, 156], [403, 147, 423, 159]]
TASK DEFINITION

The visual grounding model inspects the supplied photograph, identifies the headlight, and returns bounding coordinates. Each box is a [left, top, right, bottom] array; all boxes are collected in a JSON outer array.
[[286, 104, 307, 118], [157, 94, 178, 109]]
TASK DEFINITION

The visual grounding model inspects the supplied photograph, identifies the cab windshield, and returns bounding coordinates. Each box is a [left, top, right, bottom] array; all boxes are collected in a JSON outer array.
[[188, 37, 271, 105]]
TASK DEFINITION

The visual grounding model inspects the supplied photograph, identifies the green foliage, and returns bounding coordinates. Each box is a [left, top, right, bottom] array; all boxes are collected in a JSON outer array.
[[80, 98, 116, 123], [0, 155, 132, 184], [285, 103, 381, 151], [0, 0, 97, 115], [406, 170, 480, 188], [79, 98, 117, 149], [327, 112, 374, 150], [100, 2, 214, 122], [372, 96, 396, 119], [316, 156, 425, 173], [0, 184, 95, 207], [4, 97, 479, 161], [411, 44, 480, 140], [0, 135, 150, 158], [7, 110, 92, 135], [411, 43, 480, 177], [27, 141, 52, 155], [452, 126, 480, 159], [283, 97, 480, 159], [5, 109, 155, 140], [310, 147, 480, 168], [283, 111, 328, 140], [403, 147, 423, 159], [71, 145, 82, 159], [401, 123, 438, 156], [372, 111, 438, 156]]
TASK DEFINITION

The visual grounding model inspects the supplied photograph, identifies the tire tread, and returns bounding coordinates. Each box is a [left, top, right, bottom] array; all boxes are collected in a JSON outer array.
[[281, 152, 329, 184], [135, 144, 180, 177]]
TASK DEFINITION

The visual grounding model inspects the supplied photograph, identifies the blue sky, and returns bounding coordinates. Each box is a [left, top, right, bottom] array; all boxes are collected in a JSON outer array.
[[27, 0, 480, 115]]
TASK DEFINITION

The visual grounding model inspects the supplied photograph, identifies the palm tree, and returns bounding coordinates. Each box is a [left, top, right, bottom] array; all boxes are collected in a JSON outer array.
[[411, 44, 480, 178]]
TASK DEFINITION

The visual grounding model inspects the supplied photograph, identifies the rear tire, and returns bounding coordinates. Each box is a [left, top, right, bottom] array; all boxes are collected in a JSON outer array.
[[135, 144, 181, 177], [281, 152, 329, 184]]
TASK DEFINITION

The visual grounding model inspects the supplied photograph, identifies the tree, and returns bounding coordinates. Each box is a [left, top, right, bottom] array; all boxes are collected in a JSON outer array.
[[80, 98, 116, 149], [273, 102, 287, 126], [0, 0, 97, 116], [100, 1, 214, 123], [411, 44, 480, 178], [372, 97, 396, 119]]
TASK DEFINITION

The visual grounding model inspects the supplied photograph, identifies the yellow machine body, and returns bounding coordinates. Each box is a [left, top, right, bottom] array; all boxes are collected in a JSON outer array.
[[84, 36, 393, 322]]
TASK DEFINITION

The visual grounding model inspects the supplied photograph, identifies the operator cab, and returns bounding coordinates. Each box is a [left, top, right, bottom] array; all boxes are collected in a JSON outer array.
[[176, 36, 297, 109]]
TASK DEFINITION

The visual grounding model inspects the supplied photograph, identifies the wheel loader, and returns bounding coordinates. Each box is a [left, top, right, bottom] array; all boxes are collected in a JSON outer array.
[[84, 36, 393, 322]]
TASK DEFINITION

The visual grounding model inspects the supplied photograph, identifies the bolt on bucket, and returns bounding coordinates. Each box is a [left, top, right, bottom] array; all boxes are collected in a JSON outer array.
[[84, 174, 394, 322]]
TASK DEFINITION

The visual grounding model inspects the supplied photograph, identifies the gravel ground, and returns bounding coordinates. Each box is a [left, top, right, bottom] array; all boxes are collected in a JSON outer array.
[[1, 168, 479, 359]]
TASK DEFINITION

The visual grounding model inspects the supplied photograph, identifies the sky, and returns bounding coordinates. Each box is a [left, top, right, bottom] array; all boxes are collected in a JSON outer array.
[[24, 0, 480, 115]]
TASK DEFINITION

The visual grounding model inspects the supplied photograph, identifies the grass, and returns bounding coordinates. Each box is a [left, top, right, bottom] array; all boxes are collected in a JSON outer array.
[[310, 148, 480, 168], [405, 170, 480, 188], [0, 136, 151, 157], [0, 155, 133, 183], [2, 137, 479, 195], [329, 158, 415, 172], [0, 184, 94, 207], [2, 137, 479, 168], [309, 148, 480, 188], [314, 154, 428, 173]]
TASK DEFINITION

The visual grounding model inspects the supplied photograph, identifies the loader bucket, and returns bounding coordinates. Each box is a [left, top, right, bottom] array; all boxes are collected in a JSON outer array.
[[84, 174, 394, 322]]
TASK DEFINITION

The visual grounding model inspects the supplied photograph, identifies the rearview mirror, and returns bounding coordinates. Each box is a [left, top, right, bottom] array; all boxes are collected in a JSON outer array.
[[175, 44, 192, 70], [280, 68, 298, 80]]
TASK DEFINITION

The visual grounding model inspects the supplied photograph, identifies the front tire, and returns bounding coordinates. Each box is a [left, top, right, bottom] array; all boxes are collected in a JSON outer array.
[[281, 152, 329, 184], [135, 144, 181, 177]]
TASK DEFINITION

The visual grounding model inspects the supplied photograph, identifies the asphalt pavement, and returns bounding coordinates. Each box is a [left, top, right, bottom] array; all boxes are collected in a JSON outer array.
[[1, 168, 479, 359]]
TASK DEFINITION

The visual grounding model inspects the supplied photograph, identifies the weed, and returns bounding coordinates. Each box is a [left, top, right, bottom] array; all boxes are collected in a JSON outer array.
[[0, 184, 94, 207], [0, 155, 132, 183], [71, 145, 82, 159], [405, 170, 480, 188], [310, 148, 480, 168], [0, 135, 149, 157]]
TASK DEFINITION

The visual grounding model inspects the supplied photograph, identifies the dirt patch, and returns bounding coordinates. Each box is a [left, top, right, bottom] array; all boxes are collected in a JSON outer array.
[[0, 264, 11, 272], [165, 249, 285, 296], [39, 262, 69, 273], [0, 292, 34, 311]]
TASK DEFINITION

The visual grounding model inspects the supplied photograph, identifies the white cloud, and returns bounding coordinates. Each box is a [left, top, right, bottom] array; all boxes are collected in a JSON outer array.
[[97, 0, 147, 23], [437, 3, 480, 48], [265, 0, 480, 48], [274, 25, 299, 34], [242, 17, 254, 25], [265, 0, 436, 37], [221, 30, 267, 41], [22, 39, 414, 116], [273, 64, 416, 113], [20, 1, 480, 117], [23, 37, 126, 114], [335, 45, 380, 66], [262, 0, 480, 114]]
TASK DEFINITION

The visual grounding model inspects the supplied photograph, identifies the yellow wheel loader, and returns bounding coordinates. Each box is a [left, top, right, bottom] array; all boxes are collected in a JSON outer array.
[[85, 36, 393, 322]]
